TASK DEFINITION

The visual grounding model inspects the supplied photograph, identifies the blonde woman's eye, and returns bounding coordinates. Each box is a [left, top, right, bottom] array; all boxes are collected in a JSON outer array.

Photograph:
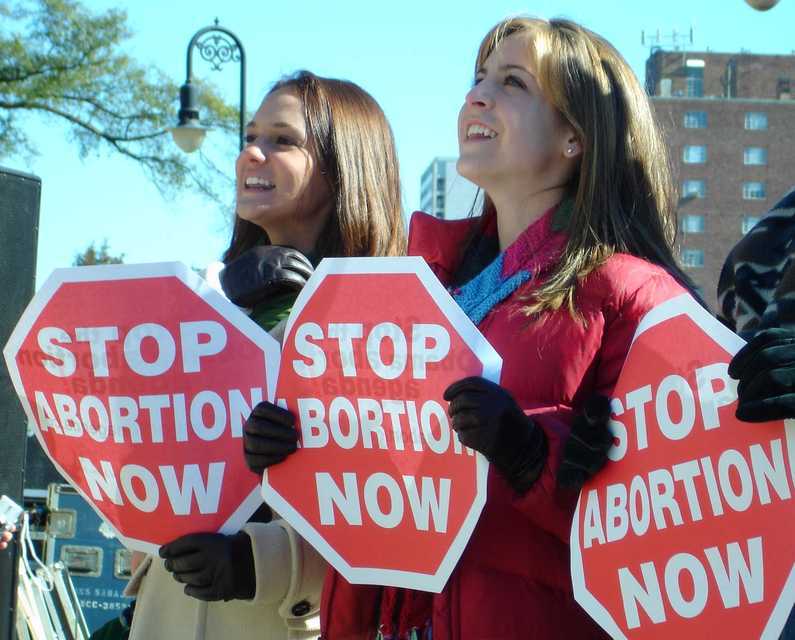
[[276, 135, 296, 146], [244, 133, 257, 143], [505, 75, 526, 89], [472, 76, 484, 87]]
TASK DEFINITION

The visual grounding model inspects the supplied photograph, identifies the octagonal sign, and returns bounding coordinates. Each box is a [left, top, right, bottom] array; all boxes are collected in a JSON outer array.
[[262, 257, 501, 592], [571, 294, 795, 639], [3, 262, 280, 553]]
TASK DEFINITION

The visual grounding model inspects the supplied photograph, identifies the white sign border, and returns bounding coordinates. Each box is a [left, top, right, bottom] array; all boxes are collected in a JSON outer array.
[[570, 292, 795, 639], [2, 262, 281, 554], [262, 256, 502, 592]]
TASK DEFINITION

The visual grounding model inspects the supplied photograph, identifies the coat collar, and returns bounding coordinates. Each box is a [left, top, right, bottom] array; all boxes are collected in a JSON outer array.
[[449, 202, 569, 325], [407, 199, 570, 286]]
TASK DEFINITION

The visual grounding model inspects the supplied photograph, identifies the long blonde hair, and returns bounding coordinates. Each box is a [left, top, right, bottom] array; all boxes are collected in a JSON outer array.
[[474, 17, 697, 316], [225, 71, 405, 262]]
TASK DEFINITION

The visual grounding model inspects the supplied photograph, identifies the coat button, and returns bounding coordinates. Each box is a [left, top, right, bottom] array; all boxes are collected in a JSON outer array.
[[291, 600, 311, 616]]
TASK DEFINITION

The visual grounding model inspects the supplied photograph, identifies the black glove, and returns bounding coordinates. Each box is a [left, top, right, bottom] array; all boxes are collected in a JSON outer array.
[[557, 395, 614, 490], [729, 328, 795, 422], [220, 245, 313, 308], [159, 532, 256, 602], [243, 401, 299, 475], [443, 377, 547, 494]]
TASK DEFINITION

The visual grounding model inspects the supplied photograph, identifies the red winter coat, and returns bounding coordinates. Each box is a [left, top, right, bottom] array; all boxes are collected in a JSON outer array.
[[321, 209, 687, 640]]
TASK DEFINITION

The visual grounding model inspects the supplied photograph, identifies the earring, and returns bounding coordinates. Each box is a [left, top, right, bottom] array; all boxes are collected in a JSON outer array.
[[566, 145, 576, 156]]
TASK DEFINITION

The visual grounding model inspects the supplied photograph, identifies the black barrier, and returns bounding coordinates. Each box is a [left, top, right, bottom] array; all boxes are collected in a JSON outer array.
[[0, 166, 41, 640]]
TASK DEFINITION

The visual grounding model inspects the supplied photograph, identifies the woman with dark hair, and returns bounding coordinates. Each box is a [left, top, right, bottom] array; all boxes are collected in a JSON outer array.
[[125, 70, 405, 640]]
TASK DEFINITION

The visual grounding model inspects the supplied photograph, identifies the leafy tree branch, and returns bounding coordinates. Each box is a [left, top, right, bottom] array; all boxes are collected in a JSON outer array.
[[1, 0, 240, 202]]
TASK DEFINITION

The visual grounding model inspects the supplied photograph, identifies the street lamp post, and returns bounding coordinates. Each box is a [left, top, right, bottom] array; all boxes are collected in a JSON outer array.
[[171, 19, 246, 153]]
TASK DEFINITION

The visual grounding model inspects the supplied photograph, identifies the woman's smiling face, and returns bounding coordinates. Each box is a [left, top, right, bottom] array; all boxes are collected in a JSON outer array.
[[235, 88, 331, 250], [457, 34, 575, 198]]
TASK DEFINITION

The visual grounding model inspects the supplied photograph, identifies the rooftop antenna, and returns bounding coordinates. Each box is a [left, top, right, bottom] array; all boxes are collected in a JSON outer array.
[[641, 27, 695, 54], [641, 28, 696, 97]]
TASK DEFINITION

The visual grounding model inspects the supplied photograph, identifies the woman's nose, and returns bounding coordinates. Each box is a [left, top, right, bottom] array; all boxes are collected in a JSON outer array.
[[466, 83, 495, 110], [239, 143, 267, 165]]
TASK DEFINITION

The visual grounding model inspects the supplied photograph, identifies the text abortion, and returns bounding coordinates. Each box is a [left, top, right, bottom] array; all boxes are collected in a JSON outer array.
[[31, 321, 263, 515], [288, 321, 471, 534], [581, 363, 793, 628]]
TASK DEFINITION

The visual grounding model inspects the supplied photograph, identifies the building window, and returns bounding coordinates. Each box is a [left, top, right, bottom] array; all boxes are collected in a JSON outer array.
[[681, 249, 704, 268], [683, 111, 707, 128], [742, 216, 761, 234], [680, 215, 705, 233], [744, 147, 768, 166], [682, 180, 706, 199], [683, 145, 707, 164], [685, 61, 704, 98], [778, 78, 791, 100], [435, 194, 445, 209], [436, 178, 445, 190], [741, 216, 762, 235], [743, 182, 766, 200], [745, 112, 768, 130]]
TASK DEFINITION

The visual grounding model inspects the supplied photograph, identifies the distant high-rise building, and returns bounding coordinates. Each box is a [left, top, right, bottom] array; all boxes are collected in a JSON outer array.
[[419, 157, 481, 220], [647, 49, 795, 308]]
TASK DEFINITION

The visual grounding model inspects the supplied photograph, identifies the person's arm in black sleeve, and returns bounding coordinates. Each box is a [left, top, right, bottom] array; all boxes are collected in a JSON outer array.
[[729, 328, 795, 422]]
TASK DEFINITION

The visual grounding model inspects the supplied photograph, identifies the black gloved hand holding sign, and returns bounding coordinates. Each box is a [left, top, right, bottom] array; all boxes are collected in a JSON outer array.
[[729, 328, 795, 422], [443, 377, 548, 494], [220, 245, 314, 308], [556, 395, 614, 490], [160, 532, 256, 602], [243, 401, 299, 475]]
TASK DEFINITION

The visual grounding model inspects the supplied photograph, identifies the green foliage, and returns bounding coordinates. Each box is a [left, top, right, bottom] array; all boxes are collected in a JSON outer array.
[[0, 0, 240, 201], [73, 240, 124, 266]]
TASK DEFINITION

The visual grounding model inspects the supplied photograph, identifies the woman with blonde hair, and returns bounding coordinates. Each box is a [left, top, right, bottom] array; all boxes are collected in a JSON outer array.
[[315, 17, 699, 639], [125, 70, 405, 640]]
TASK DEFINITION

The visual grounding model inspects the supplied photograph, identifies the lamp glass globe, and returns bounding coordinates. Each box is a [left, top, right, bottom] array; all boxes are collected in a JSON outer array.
[[171, 125, 208, 153]]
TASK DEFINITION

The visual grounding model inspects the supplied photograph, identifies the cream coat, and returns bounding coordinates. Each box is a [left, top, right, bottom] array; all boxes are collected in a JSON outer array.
[[125, 519, 325, 640], [125, 319, 325, 640]]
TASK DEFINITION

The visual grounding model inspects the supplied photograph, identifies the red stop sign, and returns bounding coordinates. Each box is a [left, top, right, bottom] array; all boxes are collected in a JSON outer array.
[[262, 257, 501, 592], [3, 263, 280, 552], [571, 294, 795, 639]]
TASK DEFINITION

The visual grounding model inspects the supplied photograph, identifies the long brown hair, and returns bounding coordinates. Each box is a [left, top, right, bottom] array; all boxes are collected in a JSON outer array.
[[474, 17, 698, 316], [224, 71, 405, 262]]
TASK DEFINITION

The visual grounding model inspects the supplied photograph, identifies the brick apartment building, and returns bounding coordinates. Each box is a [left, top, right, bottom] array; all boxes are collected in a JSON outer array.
[[646, 49, 795, 309]]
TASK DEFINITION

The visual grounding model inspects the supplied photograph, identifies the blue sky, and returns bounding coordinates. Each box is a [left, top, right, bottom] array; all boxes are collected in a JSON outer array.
[[6, 0, 794, 285]]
